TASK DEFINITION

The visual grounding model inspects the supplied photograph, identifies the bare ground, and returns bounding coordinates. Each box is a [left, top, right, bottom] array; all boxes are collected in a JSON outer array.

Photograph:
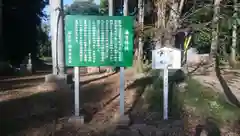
[[3, 64, 239, 136], [189, 66, 240, 106], [186, 65, 240, 136], [0, 68, 140, 135]]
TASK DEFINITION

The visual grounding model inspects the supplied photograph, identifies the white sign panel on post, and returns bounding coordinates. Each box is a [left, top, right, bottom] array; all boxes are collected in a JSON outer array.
[[151, 47, 181, 120], [152, 47, 181, 69]]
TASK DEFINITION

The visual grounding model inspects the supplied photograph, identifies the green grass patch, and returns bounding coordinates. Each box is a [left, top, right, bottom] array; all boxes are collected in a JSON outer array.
[[178, 78, 240, 125], [141, 69, 240, 126], [144, 78, 163, 112], [40, 56, 52, 61], [141, 69, 181, 118]]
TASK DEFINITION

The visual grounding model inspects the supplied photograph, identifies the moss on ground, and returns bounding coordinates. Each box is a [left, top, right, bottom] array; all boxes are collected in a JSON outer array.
[[179, 78, 240, 125], [140, 69, 240, 127]]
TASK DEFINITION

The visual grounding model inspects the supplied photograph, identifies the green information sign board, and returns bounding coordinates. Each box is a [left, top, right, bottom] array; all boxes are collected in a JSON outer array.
[[65, 15, 134, 67]]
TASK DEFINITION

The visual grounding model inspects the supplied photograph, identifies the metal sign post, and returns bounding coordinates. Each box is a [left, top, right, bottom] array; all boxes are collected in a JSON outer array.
[[152, 47, 182, 120], [74, 67, 80, 116], [119, 0, 128, 117], [163, 64, 169, 120], [67, 66, 84, 124], [119, 67, 125, 115], [65, 15, 134, 121]]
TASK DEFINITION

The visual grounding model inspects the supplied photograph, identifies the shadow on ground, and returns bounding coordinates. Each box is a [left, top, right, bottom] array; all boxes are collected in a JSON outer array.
[[50, 70, 231, 136], [195, 118, 221, 136], [124, 71, 185, 124], [124, 70, 226, 136], [0, 73, 116, 135], [0, 77, 45, 92], [0, 61, 52, 80], [80, 72, 116, 85], [125, 76, 153, 115], [79, 71, 132, 123]]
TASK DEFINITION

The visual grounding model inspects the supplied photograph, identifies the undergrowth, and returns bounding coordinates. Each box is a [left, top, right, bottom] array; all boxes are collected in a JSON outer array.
[[141, 69, 240, 127], [179, 78, 240, 125]]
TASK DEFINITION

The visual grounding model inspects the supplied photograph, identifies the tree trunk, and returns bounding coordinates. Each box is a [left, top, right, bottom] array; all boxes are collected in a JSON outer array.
[[210, 0, 221, 59], [156, 0, 166, 29], [230, 0, 238, 63], [155, 0, 185, 48], [155, 0, 166, 48], [137, 0, 144, 60]]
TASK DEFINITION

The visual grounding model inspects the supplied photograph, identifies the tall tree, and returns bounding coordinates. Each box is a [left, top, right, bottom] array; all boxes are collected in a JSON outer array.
[[154, 0, 185, 48], [230, 0, 238, 64], [210, 0, 222, 60], [65, 0, 100, 15], [99, 0, 108, 14], [37, 23, 51, 58], [3, 0, 48, 66], [137, 0, 144, 61]]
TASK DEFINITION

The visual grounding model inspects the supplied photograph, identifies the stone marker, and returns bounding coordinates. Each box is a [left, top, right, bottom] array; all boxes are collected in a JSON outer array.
[[26, 53, 32, 74]]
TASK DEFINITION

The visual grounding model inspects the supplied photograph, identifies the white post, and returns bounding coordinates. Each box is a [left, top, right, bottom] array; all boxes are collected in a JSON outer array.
[[74, 67, 80, 116], [163, 64, 169, 120], [68, 66, 83, 124], [123, 0, 128, 15], [108, 0, 114, 16], [119, 0, 128, 116], [119, 67, 125, 115]]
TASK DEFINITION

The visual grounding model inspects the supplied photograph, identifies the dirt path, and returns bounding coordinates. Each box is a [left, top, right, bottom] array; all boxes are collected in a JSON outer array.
[[15, 68, 144, 136], [0, 71, 115, 102], [49, 69, 138, 135], [0, 69, 137, 135], [191, 69, 240, 106]]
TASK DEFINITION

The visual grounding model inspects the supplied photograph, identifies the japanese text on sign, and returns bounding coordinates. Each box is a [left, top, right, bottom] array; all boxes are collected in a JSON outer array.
[[152, 47, 181, 69], [65, 15, 134, 67]]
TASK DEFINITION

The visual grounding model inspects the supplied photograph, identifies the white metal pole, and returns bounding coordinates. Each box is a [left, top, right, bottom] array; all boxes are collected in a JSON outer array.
[[119, 67, 125, 115], [108, 0, 114, 16], [119, 0, 128, 116], [74, 67, 80, 116], [123, 0, 128, 15], [163, 64, 169, 120]]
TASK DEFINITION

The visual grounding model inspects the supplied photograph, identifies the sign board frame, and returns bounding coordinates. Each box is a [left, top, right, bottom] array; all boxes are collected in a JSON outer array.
[[65, 15, 134, 119], [65, 15, 134, 67], [152, 47, 182, 70]]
